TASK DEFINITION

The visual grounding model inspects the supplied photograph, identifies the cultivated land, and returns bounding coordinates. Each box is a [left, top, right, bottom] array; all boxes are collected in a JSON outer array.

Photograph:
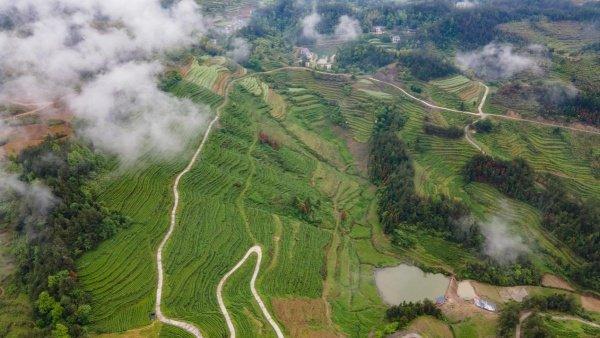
[[78, 58, 600, 337]]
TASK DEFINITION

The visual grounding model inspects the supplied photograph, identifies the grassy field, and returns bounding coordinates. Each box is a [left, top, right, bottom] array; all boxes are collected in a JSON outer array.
[[451, 314, 497, 338]]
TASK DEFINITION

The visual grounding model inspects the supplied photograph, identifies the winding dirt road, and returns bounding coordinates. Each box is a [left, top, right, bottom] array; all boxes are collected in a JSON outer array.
[[155, 73, 284, 338], [217, 245, 285, 338], [260, 67, 599, 136], [155, 114, 219, 338], [463, 83, 489, 153]]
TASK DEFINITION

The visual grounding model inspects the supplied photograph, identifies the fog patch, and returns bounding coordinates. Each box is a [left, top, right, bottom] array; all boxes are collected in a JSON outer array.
[[334, 15, 361, 41], [226, 37, 251, 63], [0, 164, 56, 224], [455, 1, 479, 9], [480, 215, 528, 264], [456, 43, 545, 80], [0, 0, 209, 164], [301, 12, 323, 40], [536, 81, 579, 107]]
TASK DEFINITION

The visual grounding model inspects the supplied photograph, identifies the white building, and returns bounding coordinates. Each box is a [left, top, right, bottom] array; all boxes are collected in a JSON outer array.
[[373, 26, 384, 35], [392, 35, 401, 43]]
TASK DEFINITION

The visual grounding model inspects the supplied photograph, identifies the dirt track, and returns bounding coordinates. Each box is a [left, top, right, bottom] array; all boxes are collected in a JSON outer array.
[[155, 72, 284, 338]]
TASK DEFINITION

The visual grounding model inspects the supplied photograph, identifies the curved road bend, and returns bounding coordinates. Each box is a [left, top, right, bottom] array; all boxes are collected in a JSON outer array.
[[217, 245, 285, 338]]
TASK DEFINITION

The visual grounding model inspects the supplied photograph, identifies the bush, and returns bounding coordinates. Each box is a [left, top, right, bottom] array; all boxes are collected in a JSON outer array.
[[474, 119, 493, 133], [423, 123, 464, 139], [398, 51, 457, 81]]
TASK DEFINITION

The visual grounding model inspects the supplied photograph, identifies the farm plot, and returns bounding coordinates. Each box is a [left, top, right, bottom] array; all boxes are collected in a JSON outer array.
[[431, 75, 484, 111], [82, 68, 411, 336], [260, 70, 381, 143], [474, 118, 600, 199], [184, 58, 231, 95], [78, 153, 192, 333]]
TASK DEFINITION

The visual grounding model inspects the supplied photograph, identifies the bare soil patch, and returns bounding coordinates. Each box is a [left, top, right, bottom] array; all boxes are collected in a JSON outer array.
[[441, 278, 497, 321], [272, 298, 341, 338], [541, 274, 574, 291], [581, 295, 600, 313]]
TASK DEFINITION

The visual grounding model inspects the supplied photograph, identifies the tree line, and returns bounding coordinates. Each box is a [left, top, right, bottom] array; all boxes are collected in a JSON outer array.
[[3, 138, 130, 337], [385, 299, 442, 329]]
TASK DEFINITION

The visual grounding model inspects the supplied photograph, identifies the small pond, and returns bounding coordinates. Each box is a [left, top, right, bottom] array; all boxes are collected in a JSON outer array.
[[374, 264, 449, 305]]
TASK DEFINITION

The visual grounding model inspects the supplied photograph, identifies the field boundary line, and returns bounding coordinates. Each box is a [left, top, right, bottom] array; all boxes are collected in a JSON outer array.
[[216, 245, 285, 338]]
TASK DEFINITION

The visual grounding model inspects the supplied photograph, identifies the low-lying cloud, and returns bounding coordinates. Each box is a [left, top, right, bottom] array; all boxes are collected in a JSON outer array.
[[0, 0, 209, 164], [334, 15, 361, 41], [0, 167, 55, 220], [455, 0, 479, 9], [456, 43, 544, 80], [301, 12, 323, 40], [69, 62, 207, 164], [480, 215, 528, 264], [226, 37, 251, 63]]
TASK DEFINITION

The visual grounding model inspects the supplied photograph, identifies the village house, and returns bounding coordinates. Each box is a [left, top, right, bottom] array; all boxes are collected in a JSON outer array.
[[392, 35, 401, 43], [373, 26, 384, 35]]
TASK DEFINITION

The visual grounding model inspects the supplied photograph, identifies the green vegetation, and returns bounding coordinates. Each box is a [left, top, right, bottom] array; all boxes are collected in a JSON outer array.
[[385, 300, 442, 329], [1, 139, 130, 336], [369, 103, 481, 249], [464, 154, 599, 291], [498, 293, 584, 337]]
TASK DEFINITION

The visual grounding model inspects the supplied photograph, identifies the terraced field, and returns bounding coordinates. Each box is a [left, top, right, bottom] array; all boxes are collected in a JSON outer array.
[[431, 75, 484, 110], [79, 67, 404, 336], [474, 118, 600, 199], [78, 154, 191, 333], [78, 65, 598, 337]]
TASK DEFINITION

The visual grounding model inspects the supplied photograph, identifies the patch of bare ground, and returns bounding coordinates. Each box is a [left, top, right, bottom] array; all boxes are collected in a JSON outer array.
[[441, 277, 497, 321], [0, 103, 72, 157], [272, 298, 342, 338], [505, 110, 521, 119], [541, 274, 574, 291], [581, 295, 600, 313], [1, 123, 72, 157], [332, 125, 369, 176]]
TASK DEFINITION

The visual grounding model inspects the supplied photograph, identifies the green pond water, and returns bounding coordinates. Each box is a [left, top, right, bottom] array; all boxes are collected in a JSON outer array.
[[374, 264, 450, 304]]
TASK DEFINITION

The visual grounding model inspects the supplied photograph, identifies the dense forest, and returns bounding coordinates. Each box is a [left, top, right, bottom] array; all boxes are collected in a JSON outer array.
[[3, 139, 130, 336], [464, 154, 600, 291], [335, 40, 396, 73]]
